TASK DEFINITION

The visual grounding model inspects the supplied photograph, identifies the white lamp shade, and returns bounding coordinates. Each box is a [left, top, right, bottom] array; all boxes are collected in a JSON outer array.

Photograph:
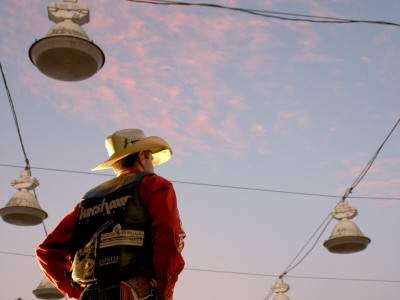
[[324, 219, 371, 254], [0, 190, 48, 226], [29, 18, 104, 81], [33, 277, 64, 299]]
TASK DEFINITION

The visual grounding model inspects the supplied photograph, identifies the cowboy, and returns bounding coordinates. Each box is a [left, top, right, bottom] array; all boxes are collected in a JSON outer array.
[[36, 129, 185, 300]]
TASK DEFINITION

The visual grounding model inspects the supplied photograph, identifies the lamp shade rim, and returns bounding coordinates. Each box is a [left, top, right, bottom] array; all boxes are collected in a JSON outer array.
[[0, 206, 48, 226], [324, 235, 371, 254], [29, 35, 105, 81], [29, 35, 105, 67]]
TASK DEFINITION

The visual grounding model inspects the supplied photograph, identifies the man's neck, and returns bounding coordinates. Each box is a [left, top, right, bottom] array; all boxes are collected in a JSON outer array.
[[117, 168, 140, 177]]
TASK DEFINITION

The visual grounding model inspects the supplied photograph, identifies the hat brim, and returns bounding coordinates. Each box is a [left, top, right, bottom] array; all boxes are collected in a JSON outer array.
[[92, 136, 172, 171]]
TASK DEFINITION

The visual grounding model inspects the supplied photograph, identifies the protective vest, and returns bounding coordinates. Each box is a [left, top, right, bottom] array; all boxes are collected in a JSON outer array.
[[70, 172, 154, 285]]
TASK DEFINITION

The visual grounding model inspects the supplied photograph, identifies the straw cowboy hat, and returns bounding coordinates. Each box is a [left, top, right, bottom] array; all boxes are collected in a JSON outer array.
[[92, 129, 172, 171]]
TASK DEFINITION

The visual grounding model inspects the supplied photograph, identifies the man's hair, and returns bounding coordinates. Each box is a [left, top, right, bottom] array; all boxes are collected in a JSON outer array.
[[112, 151, 152, 172], [112, 153, 138, 171]]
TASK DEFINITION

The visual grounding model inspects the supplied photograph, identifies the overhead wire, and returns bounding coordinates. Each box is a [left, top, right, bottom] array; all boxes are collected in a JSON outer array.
[[127, 0, 400, 27], [1, 3, 399, 299], [343, 118, 400, 200], [0, 61, 48, 237], [264, 118, 400, 299], [1, 163, 400, 201], [0, 62, 30, 171], [1, 251, 399, 283], [280, 212, 333, 277], [2, 62, 399, 293]]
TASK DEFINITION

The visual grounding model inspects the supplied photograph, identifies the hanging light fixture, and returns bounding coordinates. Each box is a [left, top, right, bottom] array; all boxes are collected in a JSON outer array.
[[33, 277, 64, 299], [324, 199, 370, 254], [0, 170, 48, 226], [271, 277, 291, 300], [29, 0, 105, 81]]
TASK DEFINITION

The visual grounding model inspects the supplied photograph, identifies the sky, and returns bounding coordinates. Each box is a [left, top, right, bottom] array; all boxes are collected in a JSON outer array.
[[0, 0, 399, 299]]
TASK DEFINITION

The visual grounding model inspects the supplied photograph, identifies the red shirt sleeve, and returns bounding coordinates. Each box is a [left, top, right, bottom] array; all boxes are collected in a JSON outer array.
[[140, 174, 186, 300], [36, 204, 83, 300]]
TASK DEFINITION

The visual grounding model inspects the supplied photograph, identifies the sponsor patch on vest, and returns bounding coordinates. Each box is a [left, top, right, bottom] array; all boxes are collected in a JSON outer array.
[[98, 256, 119, 267], [78, 196, 130, 220], [100, 229, 145, 248]]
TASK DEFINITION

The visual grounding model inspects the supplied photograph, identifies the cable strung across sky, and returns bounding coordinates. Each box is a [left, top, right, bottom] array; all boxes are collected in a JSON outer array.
[[128, 0, 400, 27], [0, 251, 399, 283], [1, 163, 399, 201]]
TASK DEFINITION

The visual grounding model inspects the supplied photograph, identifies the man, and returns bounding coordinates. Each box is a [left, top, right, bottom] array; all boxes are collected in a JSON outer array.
[[36, 129, 185, 300]]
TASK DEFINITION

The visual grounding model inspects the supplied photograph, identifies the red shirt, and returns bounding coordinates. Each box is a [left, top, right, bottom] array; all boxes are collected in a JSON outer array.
[[36, 171, 185, 300]]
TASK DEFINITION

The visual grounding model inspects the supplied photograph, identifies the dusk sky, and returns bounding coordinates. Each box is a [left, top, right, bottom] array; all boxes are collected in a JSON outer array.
[[0, 0, 399, 299]]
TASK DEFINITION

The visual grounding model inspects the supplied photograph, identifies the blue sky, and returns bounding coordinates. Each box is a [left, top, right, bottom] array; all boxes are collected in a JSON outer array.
[[0, 0, 399, 299]]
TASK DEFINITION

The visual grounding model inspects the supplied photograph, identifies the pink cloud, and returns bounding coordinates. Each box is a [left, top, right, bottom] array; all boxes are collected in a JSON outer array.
[[236, 53, 274, 78], [293, 52, 343, 63], [188, 114, 219, 138], [245, 21, 273, 50], [359, 178, 400, 189], [251, 124, 266, 133], [219, 0, 241, 6], [192, 87, 219, 112], [368, 200, 396, 209], [373, 28, 394, 44], [298, 115, 311, 127], [9, 0, 314, 163], [174, 40, 226, 82], [200, 15, 246, 46], [280, 18, 343, 64], [272, 123, 284, 134], [30, 81, 100, 122], [361, 56, 372, 64], [249, 123, 271, 155], [58, 102, 69, 111], [335, 156, 400, 199], [164, 11, 188, 33], [121, 78, 137, 91], [90, 2, 146, 38], [308, 3, 344, 21], [229, 98, 249, 111], [342, 160, 351, 166], [336, 178, 400, 204], [98, 86, 118, 104], [272, 110, 311, 134], [180, 110, 248, 156]]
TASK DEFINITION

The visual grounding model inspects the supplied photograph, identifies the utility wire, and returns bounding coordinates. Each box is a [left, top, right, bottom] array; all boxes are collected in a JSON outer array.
[[0, 62, 30, 171], [265, 119, 400, 299], [1, 163, 400, 201], [1, 251, 399, 283], [281, 212, 334, 277], [2, 58, 399, 292], [0, 251, 36, 258], [127, 0, 400, 27], [343, 118, 400, 200], [1, 61, 48, 237], [263, 210, 336, 299], [185, 267, 400, 283]]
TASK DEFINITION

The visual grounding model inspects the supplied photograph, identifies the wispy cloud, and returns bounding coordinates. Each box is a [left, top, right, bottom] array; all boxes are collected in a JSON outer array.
[[272, 110, 311, 134], [293, 52, 343, 63], [361, 56, 372, 64], [251, 124, 266, 133]]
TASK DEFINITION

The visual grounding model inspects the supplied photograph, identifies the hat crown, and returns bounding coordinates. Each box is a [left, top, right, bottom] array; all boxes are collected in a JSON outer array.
[[105, 129, 145, 158]]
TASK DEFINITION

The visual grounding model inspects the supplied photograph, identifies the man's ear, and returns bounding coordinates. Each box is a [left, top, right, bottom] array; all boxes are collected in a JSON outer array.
[[136, 151, 145, 167]]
